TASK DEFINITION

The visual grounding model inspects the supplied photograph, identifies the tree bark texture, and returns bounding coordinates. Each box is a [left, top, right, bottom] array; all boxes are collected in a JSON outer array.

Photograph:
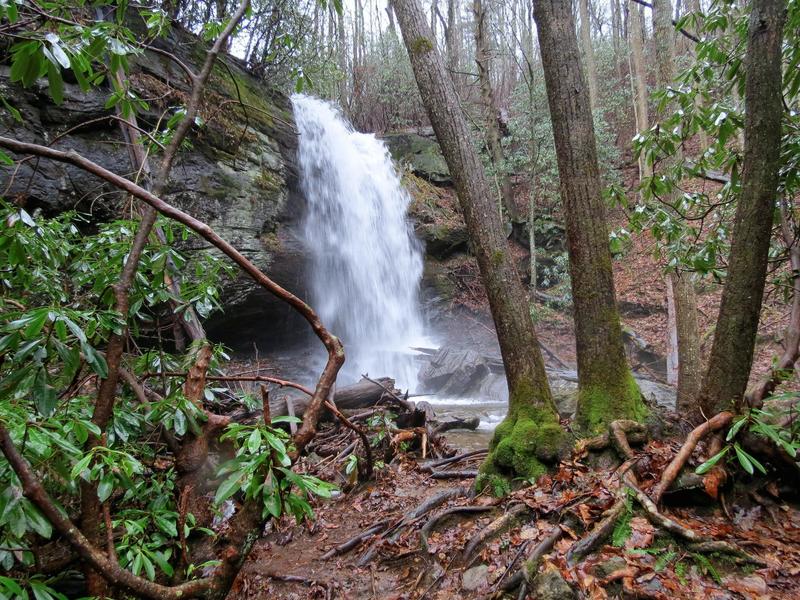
[[578, 0, 599, 112], [628, 2, 650, 179], [473, 0, 518, 222], [392, 0, 566, 484], [533, 0, 644, 434], [653, 0, 703, 420], [700, 0, 785, 415]]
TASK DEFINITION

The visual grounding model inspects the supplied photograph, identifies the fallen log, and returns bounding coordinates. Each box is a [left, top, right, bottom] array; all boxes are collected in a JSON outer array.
[[269, 377, 396, 418]]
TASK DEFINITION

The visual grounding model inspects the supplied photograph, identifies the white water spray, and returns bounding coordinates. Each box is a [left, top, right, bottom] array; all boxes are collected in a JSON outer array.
[[292, 95, 426, 390]]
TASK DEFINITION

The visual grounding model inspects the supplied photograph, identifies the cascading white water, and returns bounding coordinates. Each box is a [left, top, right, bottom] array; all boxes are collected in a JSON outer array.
[[292, 95, 426, 390]]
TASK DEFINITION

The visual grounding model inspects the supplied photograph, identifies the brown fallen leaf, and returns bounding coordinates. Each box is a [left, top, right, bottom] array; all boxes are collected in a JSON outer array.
[[703, 467, 727, 499], [625, 517, 654, 550]]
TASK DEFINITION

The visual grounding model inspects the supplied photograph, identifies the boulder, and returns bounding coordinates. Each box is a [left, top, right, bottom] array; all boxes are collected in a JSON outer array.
[[461, 564, 490, 592], [530, 565, 577, 600], [383, 132, 450, 184], [416, 347, 677, 413], [419, 347, 495, 396]]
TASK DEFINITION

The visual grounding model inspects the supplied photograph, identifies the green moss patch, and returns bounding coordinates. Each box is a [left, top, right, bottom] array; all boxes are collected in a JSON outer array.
[[477, 386, 570, 494], [574, 371, 647, 436]]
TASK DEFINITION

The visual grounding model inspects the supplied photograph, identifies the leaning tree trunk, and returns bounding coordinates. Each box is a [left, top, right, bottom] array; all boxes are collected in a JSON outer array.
[[653, 0, 703, 421], [533, 0, 645, 435], [391, 0, 567, 487], [699, 0, 785, 416]]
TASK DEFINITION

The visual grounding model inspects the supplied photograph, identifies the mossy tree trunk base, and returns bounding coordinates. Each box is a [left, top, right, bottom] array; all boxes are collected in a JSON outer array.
[[575, 372, 647, 436], [477, 401, 570, 494]]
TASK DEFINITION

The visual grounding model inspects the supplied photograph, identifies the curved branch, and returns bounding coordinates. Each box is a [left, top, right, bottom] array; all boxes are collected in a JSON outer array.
[[0, 424, 212, 600], [650, 411, 733, 504], [0, 136, 344, 455]]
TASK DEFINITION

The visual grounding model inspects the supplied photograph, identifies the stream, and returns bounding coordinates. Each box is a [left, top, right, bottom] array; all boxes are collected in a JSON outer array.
[[247, 96, 676, 450]]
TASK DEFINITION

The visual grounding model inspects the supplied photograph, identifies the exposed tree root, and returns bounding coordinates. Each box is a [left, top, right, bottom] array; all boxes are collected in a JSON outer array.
[[430, 470, 478, 479], [420, 448, 488, 472], [320, 520, 390, 560], [651, 411, 734, 504], [625, 476, 767, 566], [610, 419, 640, 459], [420, 506, 492, 551], [580, 420, 647, 452], [498, 521, 568, 593], [408, 486, 472, 520], [461, 503, 529, 565], [565, 498, 626, 566], [351, 486, 470, 565]]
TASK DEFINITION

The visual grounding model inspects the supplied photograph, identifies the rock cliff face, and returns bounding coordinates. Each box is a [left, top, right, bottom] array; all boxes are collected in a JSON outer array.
[[0, 24, 309, 344], [0, 23, 476, 348]]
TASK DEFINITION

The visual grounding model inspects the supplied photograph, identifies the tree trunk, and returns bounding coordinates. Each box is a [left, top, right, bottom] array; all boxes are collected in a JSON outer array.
[[445, 0, 458, 77], [689, 0, 708, 152], [391, 0, 566, 485], [533, 0, 644, 435], [665, 276, 678, 385], [629, 2, 650, 180], [671, 271, 701, 416], [699, 0, 785, 415], [337, 5, 348, 112], [386, 3, 398, 36], [578, 0, 599, 112], [473, 0, 518, 222], [653, 0, 703, 419]]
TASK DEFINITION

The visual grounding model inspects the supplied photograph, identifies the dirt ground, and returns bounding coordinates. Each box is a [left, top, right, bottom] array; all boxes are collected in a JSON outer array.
[[227, 433, 800, 600]]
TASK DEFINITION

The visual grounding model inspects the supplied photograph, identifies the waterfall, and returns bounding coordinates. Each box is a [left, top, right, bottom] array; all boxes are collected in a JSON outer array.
[[292, 95, 426, 390]]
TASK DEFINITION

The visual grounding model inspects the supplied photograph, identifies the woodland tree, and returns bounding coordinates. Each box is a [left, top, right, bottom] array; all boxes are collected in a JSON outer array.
[[699, 0, 786, 416], [473, 0, 517, 223], [653, 0, 703, 420], [391, 0, 568, 489], [579, 0, 598, 112], [532, 0, 645, 434]]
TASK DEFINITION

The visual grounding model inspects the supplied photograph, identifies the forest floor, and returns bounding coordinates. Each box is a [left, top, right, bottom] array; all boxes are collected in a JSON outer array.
[[227, 426, 800, 600], [224, 152, 800, 599]]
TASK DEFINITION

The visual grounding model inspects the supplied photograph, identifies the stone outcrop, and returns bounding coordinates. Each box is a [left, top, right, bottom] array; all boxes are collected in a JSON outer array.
[[384, 131, 451, 184], [0, 23, 308, 344]]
